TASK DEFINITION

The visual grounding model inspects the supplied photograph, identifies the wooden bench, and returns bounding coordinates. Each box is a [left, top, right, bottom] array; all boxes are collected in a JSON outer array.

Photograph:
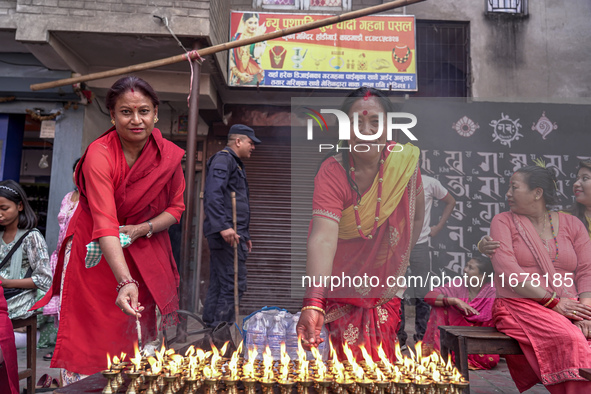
[[439, 326, 523, 393], [12, 314, 37, 394]]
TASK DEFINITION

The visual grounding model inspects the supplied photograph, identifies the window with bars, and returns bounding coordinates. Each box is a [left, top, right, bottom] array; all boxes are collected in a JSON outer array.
[[261, 0, 296, 5], [486, 0, 527, 15], [413, 21, 470, 97], [254, 0, 349, 11]]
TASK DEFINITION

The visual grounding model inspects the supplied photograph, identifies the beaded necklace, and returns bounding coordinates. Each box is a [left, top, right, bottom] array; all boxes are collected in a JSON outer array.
[[547, 211, 559, 262], [349, 152, 385, 240]]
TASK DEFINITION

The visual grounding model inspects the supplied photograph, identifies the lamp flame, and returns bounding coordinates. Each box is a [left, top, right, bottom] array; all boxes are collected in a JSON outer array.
[[359, 344, 376, 370], [148, 356, 162, 375], [433, 370, 441, 382], [262, 346, 274, 382], [298, 359, 309, 381], [185, 345, 195, 357], [228, 350, 240, 380], [446, 353, 453, 372], [394, 341, 404, 362], [375, 368, 385, 382], [106, 353, 112, 370], [131, 343, 142, 372], [317, 358, 327, 381]]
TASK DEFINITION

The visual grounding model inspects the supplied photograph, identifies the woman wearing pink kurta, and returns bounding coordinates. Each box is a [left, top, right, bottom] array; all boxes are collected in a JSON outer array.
[[490, 165, 591, 393]]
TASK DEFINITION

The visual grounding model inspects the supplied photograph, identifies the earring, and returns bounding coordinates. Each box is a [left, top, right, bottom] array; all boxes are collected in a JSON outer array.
[[111, 119, 115, 125], [154, 117, 159, 124]]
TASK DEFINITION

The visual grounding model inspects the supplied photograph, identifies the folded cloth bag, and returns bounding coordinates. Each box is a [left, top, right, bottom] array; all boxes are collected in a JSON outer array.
[[85, 230, 132, 268]]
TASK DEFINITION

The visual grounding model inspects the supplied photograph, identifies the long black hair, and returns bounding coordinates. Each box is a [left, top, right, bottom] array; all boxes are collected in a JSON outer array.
[[568, 160, 591, 234], [514, 165, 559, 206], [317, 87, 395, 203], [0, 180, 37, 230], [471, 255, 494, 284]]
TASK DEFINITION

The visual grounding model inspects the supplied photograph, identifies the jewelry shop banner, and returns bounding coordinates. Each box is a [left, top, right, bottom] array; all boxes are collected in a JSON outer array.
[[228, 11, 416, 91]]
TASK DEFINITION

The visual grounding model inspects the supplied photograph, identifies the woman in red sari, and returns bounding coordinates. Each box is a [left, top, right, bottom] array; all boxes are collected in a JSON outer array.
[[0, 284, 18, 394], [423, 256, 499, 370], [296, 87, 425, 361], [34, 76, 185, 384], [491, 165, 591, 393]]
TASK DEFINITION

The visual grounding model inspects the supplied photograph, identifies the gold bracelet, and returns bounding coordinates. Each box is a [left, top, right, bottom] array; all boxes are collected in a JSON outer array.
[[543, 292, 557, 307], [477, 239, 484, 254], [301, 306, 326, 316]]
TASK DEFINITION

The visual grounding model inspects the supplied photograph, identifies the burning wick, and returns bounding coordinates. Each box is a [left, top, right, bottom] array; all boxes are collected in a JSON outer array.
[[136, 314, 142, 350]]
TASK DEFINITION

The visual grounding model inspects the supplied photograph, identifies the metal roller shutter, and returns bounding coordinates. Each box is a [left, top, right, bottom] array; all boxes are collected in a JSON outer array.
[[240, 135, 325, 314]]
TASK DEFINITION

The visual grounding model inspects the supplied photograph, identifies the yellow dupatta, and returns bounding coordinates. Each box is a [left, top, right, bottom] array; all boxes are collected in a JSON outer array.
[[338, 143, 420, 240]]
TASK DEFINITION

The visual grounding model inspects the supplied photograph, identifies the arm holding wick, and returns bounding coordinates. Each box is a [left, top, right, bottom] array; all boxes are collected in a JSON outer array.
[[296, 217, 338, 348], [98, 236, 144, 317]]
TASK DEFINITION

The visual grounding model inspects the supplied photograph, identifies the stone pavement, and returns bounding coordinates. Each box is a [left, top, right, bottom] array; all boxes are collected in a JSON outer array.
[[18, 308, 552, 393]]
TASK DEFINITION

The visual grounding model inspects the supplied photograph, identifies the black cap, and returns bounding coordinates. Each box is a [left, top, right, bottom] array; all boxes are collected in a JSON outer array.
[[229, 124, 261, 145]]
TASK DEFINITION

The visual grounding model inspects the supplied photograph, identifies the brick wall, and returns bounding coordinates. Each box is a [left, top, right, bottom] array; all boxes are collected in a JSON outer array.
[[0, 0, 16, 16], [7, 0, 211, 39], [210, 0, 230, 79]]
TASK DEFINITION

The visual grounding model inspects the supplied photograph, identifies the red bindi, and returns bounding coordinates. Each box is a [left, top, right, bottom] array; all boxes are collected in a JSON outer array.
[[363, 110, 368, 115]]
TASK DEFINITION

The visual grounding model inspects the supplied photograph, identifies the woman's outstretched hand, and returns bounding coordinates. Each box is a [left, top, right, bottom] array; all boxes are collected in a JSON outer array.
[[296, 309, 325, 350], [116, 283, 145, 318]]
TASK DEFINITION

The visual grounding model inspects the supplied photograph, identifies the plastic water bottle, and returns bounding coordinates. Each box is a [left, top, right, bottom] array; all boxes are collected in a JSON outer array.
[[285, 315, 300, 361], [245, 312, 267, 360], [268, 315, 286, 361]]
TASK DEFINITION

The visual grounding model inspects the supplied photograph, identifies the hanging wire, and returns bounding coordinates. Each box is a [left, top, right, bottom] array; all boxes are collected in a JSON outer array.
[[153, 15, 190, 54]]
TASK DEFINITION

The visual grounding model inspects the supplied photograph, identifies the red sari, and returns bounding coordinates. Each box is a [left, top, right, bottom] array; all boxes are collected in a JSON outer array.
[[34, 127, 185, 375], [423, 283, 499, 370], [491, 211, 591, 393], [311, 143, 421, 361], [0, 284, 18, 394]]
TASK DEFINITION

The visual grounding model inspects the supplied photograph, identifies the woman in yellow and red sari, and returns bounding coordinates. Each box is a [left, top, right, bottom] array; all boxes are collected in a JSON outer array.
[[296, 87, 425, 361]]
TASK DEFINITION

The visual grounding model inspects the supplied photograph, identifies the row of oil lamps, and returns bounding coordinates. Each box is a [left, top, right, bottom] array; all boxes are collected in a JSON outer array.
[[100, 340, 469, 394]]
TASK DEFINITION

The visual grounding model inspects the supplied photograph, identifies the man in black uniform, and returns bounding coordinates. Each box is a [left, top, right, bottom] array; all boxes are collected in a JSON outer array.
[[202, 124, 261, 327]]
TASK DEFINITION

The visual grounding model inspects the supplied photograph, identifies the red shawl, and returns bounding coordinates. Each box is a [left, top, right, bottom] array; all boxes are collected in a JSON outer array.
[[34, 127, 185, 374], [0, 284, 18, 394]]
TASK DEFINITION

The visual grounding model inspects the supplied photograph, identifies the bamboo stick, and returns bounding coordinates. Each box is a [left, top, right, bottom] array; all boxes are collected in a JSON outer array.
[[30, 0, 425, 91]]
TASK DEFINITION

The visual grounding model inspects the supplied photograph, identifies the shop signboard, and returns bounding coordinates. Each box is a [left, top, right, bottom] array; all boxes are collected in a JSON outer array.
[[228, 11, 416, 91]]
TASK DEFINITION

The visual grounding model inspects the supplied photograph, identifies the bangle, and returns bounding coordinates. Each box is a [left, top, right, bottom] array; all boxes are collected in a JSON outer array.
[[442, 296, 450, 307], [301, 306, 326, 316], [116, 279, 139, 293], [145, 220, 153, 238], [303, 297, 327, 310], [477, 239, 484, 254], [538, 290, 553, 306], [546, 297, 560, 309], [543, 291, 558, 308]]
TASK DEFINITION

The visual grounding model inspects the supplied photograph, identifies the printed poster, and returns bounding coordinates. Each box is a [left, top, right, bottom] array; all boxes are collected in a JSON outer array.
[[228, 11, 417, 91]]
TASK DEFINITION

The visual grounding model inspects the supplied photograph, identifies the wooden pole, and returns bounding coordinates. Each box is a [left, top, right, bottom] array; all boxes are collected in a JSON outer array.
[[231, 191, 239, 341], [30, 0, 426, 91], [175, 41, 202, 343]]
